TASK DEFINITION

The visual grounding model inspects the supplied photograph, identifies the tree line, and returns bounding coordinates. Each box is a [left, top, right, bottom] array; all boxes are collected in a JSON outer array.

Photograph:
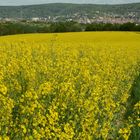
[[0, 22, 140, 36]]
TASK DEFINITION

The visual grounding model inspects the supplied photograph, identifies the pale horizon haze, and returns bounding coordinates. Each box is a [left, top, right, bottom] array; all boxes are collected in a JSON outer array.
[[0, 0, 140, 6]]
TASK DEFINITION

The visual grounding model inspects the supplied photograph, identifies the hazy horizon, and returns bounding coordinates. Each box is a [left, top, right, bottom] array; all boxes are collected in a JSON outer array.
[[0, 0, 140, 6]]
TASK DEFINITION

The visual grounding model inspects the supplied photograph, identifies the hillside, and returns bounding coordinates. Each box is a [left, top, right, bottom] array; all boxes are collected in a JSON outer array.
[[0, 3, 140, 19]]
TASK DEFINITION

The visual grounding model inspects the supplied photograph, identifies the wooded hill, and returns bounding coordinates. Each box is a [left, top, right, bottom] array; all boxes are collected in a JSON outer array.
[[0, 3, 140, 18]]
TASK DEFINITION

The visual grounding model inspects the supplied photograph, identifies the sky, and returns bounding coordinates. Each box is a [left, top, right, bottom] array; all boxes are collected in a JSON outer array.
[[0, 0, 140, 6]]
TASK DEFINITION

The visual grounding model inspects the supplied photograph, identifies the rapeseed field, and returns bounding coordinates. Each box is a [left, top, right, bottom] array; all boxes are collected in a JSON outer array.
[[0, 32, 140, 139]]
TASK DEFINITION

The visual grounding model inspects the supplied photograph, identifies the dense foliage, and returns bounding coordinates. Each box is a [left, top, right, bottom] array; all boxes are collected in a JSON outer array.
[[0, 22, 140, 36], [0, 32, 140, 139], [85, 23, 140, 31]]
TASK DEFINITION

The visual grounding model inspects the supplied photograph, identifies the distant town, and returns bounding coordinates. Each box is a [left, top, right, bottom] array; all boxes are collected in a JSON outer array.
[[0, 12, 140, 24], [0, 3, 140, 24]]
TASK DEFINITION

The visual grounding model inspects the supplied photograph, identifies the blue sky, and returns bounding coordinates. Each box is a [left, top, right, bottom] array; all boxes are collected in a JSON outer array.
[[0, 0, 140, 6]]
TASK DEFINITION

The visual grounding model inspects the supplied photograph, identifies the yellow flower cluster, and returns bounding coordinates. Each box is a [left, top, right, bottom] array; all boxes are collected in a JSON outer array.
[[0, 32, 140, 139]]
